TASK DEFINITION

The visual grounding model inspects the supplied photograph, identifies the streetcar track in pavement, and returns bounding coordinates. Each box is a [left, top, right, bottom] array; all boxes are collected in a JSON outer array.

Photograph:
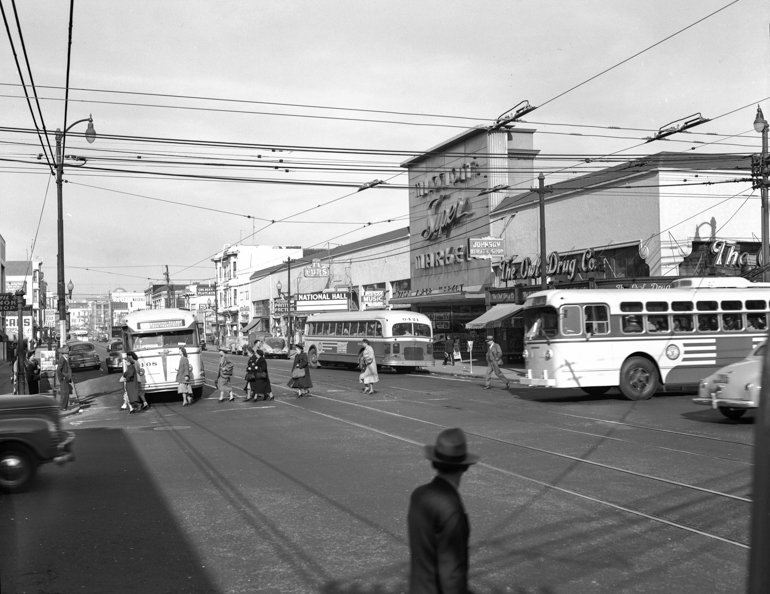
[[261, 369, 753, 468], [276, 397, 749, 550], [292, 391, 751, 503]]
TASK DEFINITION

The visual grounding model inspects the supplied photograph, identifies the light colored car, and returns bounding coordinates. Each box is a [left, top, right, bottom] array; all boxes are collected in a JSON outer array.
[[67, 341, 101, 371], [105, 340, 124, 374], [0, 394, 75, 492], [263, 336, 289, 359], [693, 342, 764, 419]]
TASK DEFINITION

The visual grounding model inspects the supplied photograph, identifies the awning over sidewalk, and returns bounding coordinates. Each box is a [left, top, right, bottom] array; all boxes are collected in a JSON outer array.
[[241, 317, 267, 334], [465, 303, 523, 330]]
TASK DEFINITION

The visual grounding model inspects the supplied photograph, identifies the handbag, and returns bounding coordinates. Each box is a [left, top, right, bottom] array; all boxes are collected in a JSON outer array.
[[291, 367, 306, 379], [255, 370, 267, 380], [453, 350, 462, 360], [245, 372, 256, 382]]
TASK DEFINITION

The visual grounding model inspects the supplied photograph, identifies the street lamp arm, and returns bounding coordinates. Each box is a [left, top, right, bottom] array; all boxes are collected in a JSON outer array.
[[63, 116, 93, 135]]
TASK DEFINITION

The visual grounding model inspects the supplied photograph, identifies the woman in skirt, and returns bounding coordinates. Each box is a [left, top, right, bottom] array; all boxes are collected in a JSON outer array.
[[122, 352, 141, 413], [359, 338, 379, 394], [248, 349, 274, 401], [288, 343, 313, 397], [177, 347, 193, 406]]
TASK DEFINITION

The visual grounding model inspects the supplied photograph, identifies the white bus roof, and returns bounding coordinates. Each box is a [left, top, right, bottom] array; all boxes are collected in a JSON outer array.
[[525, 281, 770, 308], [123, 308, 197, 327], [306, 310, 432, 322]]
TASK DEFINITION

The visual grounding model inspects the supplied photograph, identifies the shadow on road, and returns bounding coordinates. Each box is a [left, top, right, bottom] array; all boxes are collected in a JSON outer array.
[[0, 427, 219, 594]]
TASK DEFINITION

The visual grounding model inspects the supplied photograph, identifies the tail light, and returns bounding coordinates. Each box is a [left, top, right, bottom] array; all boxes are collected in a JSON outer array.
[[426, 343, 432, 354]]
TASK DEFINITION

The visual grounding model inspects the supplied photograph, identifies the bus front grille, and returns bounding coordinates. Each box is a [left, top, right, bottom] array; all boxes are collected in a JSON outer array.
[[404, 347, 424, 361]]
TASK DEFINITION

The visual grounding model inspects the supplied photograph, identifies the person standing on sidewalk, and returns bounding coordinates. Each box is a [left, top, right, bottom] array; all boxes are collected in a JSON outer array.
[[407, 427, 479, 594], [483, 335, 509, 390], [56, 346, 73, 410], [443, 335, 455, 366]]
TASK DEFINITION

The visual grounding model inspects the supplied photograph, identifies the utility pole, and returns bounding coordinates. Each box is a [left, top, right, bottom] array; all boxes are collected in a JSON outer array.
[[164, 266, 172, 309], [531, 173, 553, 290], [287, 257, 292, 348]]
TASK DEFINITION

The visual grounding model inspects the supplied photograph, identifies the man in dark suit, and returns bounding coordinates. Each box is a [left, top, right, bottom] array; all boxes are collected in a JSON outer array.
[[408, 427, 479, 594]]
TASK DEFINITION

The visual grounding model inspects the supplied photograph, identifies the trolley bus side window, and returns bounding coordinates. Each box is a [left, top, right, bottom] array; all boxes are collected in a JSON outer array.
[[561, 305, 582, 335], [524, 307, 559, 340], [585, 305, 609, 335]]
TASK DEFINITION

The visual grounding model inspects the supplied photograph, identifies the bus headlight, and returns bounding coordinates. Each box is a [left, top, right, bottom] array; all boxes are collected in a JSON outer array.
[[392, 343, 400, 354], [545, 349, 553, 361], [665, 345, 680, 360], [522, 349, 529, 360]]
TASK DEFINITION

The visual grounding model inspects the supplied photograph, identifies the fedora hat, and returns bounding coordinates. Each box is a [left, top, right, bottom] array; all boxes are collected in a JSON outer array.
[[424, 428, 479, 465], [486, 335, 494, 341]]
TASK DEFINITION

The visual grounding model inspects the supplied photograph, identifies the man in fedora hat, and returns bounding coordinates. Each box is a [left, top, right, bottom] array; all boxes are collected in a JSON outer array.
[[483, 335, 509, 390], [408, 427, 479, 594], [56, 345, 73, 410]]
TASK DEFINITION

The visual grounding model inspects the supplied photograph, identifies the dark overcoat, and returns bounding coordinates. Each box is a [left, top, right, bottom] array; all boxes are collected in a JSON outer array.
[[123, 362, 140, 401], [407, 477, 471, 594], [247, 354, 272, 395], [288, 351, 313, 389]]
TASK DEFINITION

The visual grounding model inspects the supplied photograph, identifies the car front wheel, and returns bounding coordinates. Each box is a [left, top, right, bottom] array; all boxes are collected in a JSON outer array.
[[719, 407, 747, 420], [0, 445, 37, 493]]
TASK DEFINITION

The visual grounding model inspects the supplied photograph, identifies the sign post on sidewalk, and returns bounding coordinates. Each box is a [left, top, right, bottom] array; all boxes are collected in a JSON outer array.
[[467, 341, 474, 374]]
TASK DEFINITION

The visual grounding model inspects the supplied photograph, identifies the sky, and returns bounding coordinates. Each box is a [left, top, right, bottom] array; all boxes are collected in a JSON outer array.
[[0, 0, 767, 299]]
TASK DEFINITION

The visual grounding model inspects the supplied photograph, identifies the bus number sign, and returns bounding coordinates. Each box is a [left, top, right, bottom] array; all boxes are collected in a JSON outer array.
[[139, 320, 184, 329]]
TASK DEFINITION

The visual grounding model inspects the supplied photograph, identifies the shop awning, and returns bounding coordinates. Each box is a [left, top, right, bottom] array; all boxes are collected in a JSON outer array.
[[465, 303, 523, 330], [241, 317, 266, 334]]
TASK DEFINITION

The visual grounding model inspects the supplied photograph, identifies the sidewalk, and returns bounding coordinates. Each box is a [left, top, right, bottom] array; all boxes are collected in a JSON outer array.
[[0, 361, 81, 415], [424, 357, 526, 384]]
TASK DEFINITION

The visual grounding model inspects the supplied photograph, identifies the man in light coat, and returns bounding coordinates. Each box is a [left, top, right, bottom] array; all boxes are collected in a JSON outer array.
[[483, 335, 509, 390], [408, 427, 479, 594]]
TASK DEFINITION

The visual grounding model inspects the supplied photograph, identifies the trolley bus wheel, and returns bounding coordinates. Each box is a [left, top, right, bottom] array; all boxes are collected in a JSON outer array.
[[308, 348, 319, 369], [619, 357, 658, 401], [581, 386, 610, 397], [718, 406, 747, 420]]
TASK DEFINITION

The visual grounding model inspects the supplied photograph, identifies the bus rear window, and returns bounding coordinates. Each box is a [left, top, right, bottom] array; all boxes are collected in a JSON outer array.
[[128, 330, 197, 350], [414, 323, 431, 338], [524, 307, 558, 340]]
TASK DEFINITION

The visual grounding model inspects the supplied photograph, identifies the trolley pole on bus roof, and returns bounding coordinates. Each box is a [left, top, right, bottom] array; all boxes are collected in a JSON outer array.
[[531, 173, 553, 291]]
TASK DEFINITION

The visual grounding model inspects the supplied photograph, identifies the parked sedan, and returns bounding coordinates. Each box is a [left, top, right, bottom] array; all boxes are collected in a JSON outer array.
[[105, 340, 124, 374], [67, 341, 101, 371], [693, 341, 764, 419]]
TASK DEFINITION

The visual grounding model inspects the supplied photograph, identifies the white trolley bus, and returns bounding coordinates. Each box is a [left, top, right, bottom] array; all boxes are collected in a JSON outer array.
[[521, 277, 770, 400], [304, 311, 435, 372], [121, 308, 206, 397]]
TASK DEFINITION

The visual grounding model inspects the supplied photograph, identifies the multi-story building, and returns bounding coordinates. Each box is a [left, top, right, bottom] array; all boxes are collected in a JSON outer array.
[[144, 284, 188, 310], [212, 244, 303, 339], [67, 301, 91, 332], [110, 289, 147, 327], [5, 258, 48, 344]]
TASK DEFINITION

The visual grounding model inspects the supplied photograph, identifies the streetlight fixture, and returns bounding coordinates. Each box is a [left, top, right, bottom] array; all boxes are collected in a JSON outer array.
[[67, 280, 74, 300], [56, 116, 96, 349]]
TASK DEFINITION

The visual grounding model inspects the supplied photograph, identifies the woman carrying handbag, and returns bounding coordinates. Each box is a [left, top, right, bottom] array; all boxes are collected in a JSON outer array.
[[359, 338, 379, 394], [288, 343, 312, 398], [248, 348, 274, 401]]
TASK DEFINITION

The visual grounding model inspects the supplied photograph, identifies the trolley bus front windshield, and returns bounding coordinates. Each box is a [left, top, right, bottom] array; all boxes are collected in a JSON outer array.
[[524, 307, 559, 340]]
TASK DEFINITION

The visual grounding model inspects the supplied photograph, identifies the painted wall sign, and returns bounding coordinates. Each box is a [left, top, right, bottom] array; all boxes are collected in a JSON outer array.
[[498, 249, 599, 281], [304, 260, 330, 278], [414, 161, 481, 199], [421, 196, 472, 241], [710, 240, 755, 267], [415, 244, 472, 270]]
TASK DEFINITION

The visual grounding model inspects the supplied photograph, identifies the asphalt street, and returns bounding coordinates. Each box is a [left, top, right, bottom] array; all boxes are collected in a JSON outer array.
[[0, 346, 755, 593]]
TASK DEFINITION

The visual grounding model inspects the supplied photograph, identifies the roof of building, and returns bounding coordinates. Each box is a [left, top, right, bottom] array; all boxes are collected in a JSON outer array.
[[494, 151, 752, 214], [248, 226, 409, 282]]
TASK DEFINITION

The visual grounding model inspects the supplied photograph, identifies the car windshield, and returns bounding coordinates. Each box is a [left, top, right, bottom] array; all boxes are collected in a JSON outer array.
[[70, 344, 94, 353], [110, 343, 123, 352], [265, 337, 286, 348]]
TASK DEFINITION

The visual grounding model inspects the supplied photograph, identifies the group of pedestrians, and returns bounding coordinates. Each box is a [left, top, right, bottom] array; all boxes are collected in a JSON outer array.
[[121, 351, 150, 412], [216, 342, 277, 402]]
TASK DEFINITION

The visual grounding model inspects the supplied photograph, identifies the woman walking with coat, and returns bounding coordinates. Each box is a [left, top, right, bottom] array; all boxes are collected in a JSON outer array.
[[177, 347, 193, 406], [360, 338, 379, 394], [288, 343, 312, 397], [248, 349, 274, 401], [122, 352, 140, 413]]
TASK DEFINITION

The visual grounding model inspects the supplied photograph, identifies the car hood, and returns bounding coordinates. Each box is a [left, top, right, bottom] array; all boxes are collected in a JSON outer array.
[[0, 394, 61, 412]]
